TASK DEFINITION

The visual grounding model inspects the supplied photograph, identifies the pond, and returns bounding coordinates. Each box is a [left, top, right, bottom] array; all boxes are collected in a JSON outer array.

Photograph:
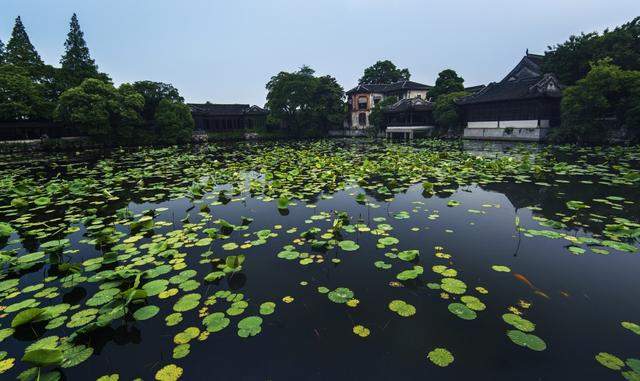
[[0, 139, 639, 381]]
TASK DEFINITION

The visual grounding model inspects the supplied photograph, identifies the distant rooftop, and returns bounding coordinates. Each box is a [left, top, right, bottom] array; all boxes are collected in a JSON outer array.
[[189, 103, 268, 116], [346, 80, 432, 95], [457, 52, 563, 105], [464, 85, 486, 94], [383, 97, 434, 113]]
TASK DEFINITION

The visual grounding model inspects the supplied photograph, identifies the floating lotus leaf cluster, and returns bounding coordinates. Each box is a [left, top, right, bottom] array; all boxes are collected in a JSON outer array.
[[0, 140, 637, 379]]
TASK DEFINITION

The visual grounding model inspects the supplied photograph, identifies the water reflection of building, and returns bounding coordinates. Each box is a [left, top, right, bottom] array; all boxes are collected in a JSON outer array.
[[458, 52, 563, 142]]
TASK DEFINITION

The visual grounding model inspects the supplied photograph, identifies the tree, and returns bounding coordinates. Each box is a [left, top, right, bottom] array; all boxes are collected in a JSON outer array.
[[433, 91, 470, 133], [0, 65, 49, 121], [0, 39, 5, 64], [543, 17, 640, 85], [359, 60, 410, 84], [132, 81, 183, 122], [430, 69, 464, 100], [556, 60, 640, 143], [5, 16, 44, 77], [368, 96, 398, 129], [155, 99, 194, 144], [266, 66, 344, 134], [310, 75, 345, 131], [114, 83, 145, 143], [55, 79, 144, 144], [60, 13, 109, 87]]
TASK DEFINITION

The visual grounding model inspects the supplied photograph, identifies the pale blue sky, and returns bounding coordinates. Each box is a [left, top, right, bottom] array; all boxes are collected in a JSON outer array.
[[2, 0, 639, 106]]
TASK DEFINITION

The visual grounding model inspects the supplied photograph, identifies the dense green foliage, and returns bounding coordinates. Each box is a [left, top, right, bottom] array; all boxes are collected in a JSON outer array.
[[0, 15, 192, 146], [132, 81, 183, 122], [543, 17, 640, 85], [553, 60, 640, 143], [54, 79, 143, 143], [359, 60, 410, 84], [0, 65, 51, 121], [265, 66, 344, 134], [55, 79, 193, 145], [155, 98, 195, 144], [368, 96, 398, 129], [433, 91, 469, 133], [430, 69, 465, 100]]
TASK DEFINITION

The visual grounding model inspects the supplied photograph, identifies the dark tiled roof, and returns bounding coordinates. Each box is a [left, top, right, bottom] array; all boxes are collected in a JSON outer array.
[[501, 53, 545, 82], [346, 80, 432, 95], [189, 103, 268, 116], [464, 85, 486, 94], [383, 98, 434, 113], [456, 74, 563, 105]]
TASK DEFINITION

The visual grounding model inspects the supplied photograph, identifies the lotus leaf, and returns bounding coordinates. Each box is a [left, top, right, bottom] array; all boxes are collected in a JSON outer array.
[[507, 330, 547, 351], [428, 348, 454, 367], [388, 300, 416, 317], [447, 303, 477, 320]]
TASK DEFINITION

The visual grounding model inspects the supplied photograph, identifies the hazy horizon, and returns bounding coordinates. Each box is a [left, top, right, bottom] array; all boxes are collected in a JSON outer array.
[[2, 0, 639, 106]]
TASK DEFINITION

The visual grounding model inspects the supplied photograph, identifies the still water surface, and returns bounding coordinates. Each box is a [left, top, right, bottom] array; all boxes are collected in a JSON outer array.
[[0, 140, 638, 380]]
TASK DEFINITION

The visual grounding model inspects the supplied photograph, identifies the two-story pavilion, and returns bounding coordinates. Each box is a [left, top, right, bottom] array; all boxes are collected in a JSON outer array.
[[345, 81, 432, 129]]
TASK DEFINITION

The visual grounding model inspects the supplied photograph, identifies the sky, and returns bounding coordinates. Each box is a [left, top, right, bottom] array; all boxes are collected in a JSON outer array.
[[2, 0, 639, 106]]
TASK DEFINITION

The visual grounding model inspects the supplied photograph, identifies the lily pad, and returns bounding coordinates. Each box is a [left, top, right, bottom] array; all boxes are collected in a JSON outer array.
[[595, 352, 624, 370], [237, 316, 263, 338], [428, 348, 454, 367], [338, 240, 359, 251], [447, 303, 477, 320], [133, 305, 160, 321], [388, 300, 416, 317], [328, 288, 354, 304], [507, 330, 547, 351], [502, 313, 535, 332]]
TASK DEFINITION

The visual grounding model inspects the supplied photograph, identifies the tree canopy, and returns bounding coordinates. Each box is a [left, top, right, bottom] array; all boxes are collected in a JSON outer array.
[[359, 60, 410, 84], [430, 69, 465, 100], [543, 16, 640, 85], [555, 60, 640, 143], [132, 81, 183, 122], [155, 99, 194, 145], [60, 13, 109, 87], [266, 66, 344, 134], [5, 16, 45, 77], [55, 79, 128, 142], [55, 78, 193, 145], [0, 15, 193, 145], [0, 65, 50, 121], [433, 91, 469, 133]]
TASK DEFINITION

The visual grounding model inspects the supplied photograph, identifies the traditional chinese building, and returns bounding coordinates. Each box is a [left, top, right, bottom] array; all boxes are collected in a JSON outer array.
[[345, 81, 432, 129], [189, 103, 268, 132], [382, 98, 435, 127], [457, 52, 563, 141]]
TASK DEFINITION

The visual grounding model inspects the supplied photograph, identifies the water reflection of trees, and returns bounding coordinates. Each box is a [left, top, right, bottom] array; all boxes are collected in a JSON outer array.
[[482, 181, 640, 237]]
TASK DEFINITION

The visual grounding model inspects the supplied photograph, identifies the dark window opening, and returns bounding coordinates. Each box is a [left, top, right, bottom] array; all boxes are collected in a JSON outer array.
[[358, 113, 367, 126], [358, 96, 368, 110]]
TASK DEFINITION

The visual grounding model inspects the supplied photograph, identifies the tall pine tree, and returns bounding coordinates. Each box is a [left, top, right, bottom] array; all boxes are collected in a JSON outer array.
[[60, 13, 105, 87], [5, 16, 44, 74], [0, 38, 5, 64]]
